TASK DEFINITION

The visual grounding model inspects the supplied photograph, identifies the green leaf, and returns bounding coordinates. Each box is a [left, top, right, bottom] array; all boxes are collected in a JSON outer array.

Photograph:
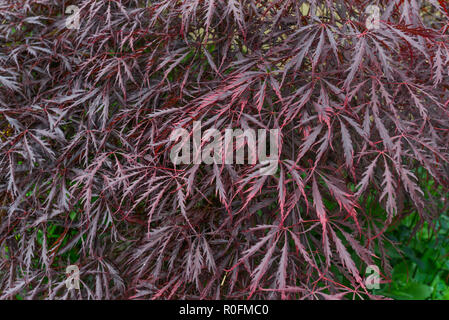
[[399, 283, 433, 300]]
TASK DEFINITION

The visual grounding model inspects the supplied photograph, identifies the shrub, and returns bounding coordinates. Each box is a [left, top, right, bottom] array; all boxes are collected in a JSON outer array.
[[0, 0, 448, 299]]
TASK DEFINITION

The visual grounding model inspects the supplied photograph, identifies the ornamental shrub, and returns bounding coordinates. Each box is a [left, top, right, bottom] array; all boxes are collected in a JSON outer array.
[[0, 0, 448, 299]]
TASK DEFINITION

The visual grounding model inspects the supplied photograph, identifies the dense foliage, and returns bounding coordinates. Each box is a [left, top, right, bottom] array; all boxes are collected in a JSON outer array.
[[0, 0, 448, 299], [378, 167, 449, 300]]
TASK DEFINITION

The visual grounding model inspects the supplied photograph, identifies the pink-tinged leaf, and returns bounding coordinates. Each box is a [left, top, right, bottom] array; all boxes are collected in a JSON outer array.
[[355, 156, 379, 198], [380, 160, 397, 222], [374, 113, 393, 150], [288, 230, 313, 266], [340, 120, 354, 168], [330, 228, 362, 285], [276, 234, 289, 298], [278, 166, 286, 218], [297, 124, 323, 161], [312, 176, 327, 229], [249, 237, 277, 297], [344, 38, 366, 89]]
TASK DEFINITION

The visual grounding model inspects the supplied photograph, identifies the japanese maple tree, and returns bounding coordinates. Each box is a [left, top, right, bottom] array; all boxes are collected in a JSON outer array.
[[0, 0, 448, 299]]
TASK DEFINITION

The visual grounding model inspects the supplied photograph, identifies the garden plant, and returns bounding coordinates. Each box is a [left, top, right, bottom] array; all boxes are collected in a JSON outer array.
[[0, 0, 448, 300]]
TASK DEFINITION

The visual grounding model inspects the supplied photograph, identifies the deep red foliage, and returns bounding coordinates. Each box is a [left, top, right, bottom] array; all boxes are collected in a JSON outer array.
[[0, 0, 448, 299]]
